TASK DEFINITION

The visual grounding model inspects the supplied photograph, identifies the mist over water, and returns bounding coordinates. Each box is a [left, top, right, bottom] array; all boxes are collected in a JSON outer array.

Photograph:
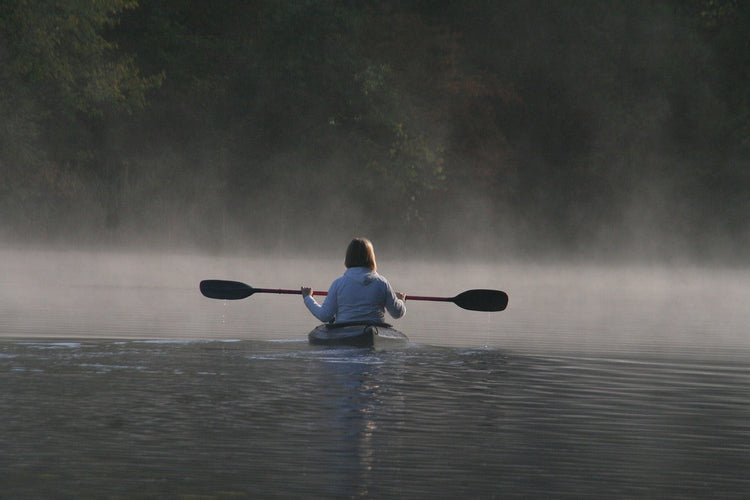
[[1, 247, 747, 358]]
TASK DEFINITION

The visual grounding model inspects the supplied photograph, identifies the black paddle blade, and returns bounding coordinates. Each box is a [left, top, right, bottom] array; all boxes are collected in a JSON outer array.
[[453, 289, 508, 312], [200, 280, 255, 300]]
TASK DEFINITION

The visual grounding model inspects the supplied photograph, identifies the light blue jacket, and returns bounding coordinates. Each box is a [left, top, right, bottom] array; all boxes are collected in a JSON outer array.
[[304, 267, 406, 324]]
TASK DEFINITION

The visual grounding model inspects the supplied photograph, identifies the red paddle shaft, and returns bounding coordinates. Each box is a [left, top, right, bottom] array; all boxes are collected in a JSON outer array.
[[255, 288, 431, 301], [403, 295, 451, 302], [255, 288, 328, 297]]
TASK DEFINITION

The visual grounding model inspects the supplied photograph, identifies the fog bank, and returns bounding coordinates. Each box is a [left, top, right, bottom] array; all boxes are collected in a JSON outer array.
[[1, 248, 747, 358]]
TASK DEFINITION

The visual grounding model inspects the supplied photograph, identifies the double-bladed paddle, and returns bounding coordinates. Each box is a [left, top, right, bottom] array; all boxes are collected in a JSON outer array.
[[199, 280, 508, 312]]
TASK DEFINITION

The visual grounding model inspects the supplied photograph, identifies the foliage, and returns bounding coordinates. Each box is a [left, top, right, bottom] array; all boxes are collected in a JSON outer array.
[[1, 0, 160, 116], [0, 0, 748, 259], [0, 0, 162, 238]]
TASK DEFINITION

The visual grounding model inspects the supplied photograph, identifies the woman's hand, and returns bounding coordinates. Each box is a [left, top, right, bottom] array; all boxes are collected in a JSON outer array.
[[396, 292, 406, 301], [301, 287, 312, 298]]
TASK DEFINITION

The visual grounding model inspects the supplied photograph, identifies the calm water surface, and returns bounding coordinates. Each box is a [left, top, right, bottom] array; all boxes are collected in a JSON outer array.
[[1, 249, 748, 497]]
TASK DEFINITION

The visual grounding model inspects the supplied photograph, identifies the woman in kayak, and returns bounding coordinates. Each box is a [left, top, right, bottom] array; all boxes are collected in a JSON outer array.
[[301, 238, 406, 324]]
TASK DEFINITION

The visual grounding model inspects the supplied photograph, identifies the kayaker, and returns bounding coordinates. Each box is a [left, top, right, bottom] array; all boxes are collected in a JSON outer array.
[[301, 238, 406, 324]]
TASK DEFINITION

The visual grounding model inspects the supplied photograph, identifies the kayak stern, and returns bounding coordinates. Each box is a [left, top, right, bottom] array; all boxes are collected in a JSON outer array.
[[308, 322, 408, 348]]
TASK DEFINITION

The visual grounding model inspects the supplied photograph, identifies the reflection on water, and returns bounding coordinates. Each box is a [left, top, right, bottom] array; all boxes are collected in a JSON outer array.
[[1, 340, 748, 498], [1, 249, 749, 497]]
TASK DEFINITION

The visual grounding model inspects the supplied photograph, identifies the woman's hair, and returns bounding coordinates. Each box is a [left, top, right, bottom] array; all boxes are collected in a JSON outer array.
[[345, 238, 377, 271]]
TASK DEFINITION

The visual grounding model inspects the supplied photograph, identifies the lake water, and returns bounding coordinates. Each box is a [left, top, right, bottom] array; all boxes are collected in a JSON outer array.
[[1, 248, 748, 497]]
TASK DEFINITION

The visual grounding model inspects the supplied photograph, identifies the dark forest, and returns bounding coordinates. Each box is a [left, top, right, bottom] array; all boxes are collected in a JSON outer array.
[[1, 0, 748, 261]]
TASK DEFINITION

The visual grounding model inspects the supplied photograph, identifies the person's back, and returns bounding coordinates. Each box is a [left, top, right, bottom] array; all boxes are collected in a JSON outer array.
[[301, 238, 406, 324]]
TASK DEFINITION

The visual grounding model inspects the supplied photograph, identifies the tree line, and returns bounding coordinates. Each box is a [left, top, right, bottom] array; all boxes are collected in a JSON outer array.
[[1, 0, 748, 260]]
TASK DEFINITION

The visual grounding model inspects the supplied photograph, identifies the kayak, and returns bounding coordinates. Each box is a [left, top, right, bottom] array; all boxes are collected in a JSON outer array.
[[308, 322, 408, 347], [308, 322, 408, 348]]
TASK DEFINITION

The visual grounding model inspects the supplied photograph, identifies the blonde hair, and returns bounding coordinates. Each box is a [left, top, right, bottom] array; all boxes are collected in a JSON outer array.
[[345, 238, 377, 271]]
